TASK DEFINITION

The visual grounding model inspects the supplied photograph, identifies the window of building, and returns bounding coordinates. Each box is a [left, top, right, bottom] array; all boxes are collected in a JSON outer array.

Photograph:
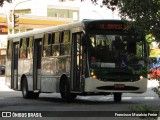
[[59, 13, 67, 18], [73, 12, 78, 20], [54, 13, 58, 18]]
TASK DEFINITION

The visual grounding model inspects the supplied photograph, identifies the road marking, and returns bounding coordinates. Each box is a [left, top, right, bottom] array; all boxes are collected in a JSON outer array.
[[122, 97, 132, 100], [78, 96, 156, 101], [144, 97, 155, 100], [79, 96, 90, 100], [99, 97, 112, 101]]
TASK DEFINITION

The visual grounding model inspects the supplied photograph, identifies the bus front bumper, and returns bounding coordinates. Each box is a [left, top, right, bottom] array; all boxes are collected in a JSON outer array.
[[84, 77, 148, 93]]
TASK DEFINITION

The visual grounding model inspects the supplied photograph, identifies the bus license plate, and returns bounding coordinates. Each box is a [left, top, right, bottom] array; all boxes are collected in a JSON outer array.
[[114, 84, 125, 89]]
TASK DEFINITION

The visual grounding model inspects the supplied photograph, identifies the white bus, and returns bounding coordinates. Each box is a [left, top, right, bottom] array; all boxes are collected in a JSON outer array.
[[6, 20, 148, 102]]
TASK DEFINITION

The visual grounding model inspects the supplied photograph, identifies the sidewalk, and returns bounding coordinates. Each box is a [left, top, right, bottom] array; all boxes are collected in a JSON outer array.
[[148, 79, 159, 88], [0, 77, 13, 91]]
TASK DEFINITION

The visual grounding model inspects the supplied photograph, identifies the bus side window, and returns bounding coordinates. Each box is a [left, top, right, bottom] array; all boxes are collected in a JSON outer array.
[[52, 32, 60, 56], [43, 33, 51, 57], [27, 37, 33, 58], [7, 40, 13, 60], [20, 38, 27, 59], [61, 30, 70, 55]]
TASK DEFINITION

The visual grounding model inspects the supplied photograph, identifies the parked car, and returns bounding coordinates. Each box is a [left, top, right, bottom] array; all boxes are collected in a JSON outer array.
[[0, 66, 5, 75], [150, 66, 160, 80]]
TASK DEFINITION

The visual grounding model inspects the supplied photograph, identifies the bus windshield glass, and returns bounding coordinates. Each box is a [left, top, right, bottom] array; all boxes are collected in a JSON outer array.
[[89, 34, 144, 68]]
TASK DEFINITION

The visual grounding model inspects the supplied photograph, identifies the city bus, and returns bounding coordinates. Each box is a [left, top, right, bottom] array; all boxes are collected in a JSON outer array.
[[5, 19, 148, 102]]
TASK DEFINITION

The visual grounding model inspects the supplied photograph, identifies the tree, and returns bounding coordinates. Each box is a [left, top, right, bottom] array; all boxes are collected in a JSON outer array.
[[0, 0, 12, 6], [82, 0, 160, 41]]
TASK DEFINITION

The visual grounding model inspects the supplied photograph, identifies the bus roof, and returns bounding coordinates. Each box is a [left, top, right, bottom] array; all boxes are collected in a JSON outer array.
[[8, 20, 83, 40], [8, 19, 123, 40]]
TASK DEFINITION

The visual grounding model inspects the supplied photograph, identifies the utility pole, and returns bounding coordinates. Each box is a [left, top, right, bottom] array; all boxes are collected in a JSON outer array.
[[11, 0, 32, 34]]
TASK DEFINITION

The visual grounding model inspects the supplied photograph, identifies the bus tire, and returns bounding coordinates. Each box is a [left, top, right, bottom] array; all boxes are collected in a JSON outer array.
[[22, 77, 32, 99], [114, 93, 122, 102], [22, 77, 39, 99], [60, 76, 77, 102]]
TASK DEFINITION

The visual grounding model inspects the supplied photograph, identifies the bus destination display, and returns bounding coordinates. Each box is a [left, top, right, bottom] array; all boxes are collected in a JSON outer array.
[[88, 22, 129, 31]]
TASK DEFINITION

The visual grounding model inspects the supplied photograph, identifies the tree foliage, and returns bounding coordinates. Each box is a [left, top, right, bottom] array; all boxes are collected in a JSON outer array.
[[82, 0, 160, 41], [0, 0, 4, 6], [0, 0, 12, 6]]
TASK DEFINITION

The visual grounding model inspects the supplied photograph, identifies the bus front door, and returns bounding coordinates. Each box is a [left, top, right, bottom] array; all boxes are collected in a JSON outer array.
[[11, 42, 19, 89], [33, 39, 42, 90], [71, 33, 84, 92]]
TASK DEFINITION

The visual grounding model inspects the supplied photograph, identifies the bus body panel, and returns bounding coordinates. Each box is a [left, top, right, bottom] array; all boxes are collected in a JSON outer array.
[[27, 77, 33, 91], [41, 76, 59, 93], [18, 58, 33, 91], [34, 33, 44, 39], [37, 69, 41, 90], [84, 77, 147, 93], [5, 60, 11, 88]]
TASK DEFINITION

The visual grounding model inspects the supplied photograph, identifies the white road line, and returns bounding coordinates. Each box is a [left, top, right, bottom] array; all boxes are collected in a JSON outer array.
[[122, 97, 132, 100], [99, 97, 112, 100], [79, 96, 90, 100], [144, 97, 155, 100]]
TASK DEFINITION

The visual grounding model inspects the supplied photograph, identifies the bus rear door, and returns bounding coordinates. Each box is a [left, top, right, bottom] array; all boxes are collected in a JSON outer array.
[[11, 42, 19, 89], [33, 38, 42, 90]]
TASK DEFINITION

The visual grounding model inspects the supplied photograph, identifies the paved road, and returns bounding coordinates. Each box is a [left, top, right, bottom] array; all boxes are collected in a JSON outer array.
[[0, 77, 160, 120]]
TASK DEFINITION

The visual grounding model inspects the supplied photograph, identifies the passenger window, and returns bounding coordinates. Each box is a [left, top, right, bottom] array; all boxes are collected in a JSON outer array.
[[43, 33, 51, 57], [7, 40, 13, 60], [27, 36, 33, 58], [20, 38, 27, 59], [61, 31, 70, 55], [52, 32, 60, 56]]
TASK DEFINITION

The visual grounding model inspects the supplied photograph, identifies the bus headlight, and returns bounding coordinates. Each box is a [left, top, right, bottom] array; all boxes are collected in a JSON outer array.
[[93, 75, 97, 79], [91, 71, 94, 76], [90, 70, 97, 79], [140, 76, 144, 80]]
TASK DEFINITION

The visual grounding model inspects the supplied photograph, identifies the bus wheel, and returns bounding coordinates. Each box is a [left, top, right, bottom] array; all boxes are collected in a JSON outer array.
[[114, 93, 122, 102], [22, 77, 39, 99], [22, 77, 31, 99], [60, 77, 77, 102]]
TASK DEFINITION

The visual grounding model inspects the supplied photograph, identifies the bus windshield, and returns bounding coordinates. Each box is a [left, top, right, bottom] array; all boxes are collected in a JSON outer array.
[[89, 34, 144, 68]]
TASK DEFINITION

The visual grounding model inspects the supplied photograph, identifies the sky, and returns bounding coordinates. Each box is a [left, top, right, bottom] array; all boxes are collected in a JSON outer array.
[[1, 0, 121, 20]]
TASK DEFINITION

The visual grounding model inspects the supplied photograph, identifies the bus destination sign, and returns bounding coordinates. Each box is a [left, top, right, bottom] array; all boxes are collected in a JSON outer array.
[[88, 22, 129, 31], [99, 23, 128, 30]]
